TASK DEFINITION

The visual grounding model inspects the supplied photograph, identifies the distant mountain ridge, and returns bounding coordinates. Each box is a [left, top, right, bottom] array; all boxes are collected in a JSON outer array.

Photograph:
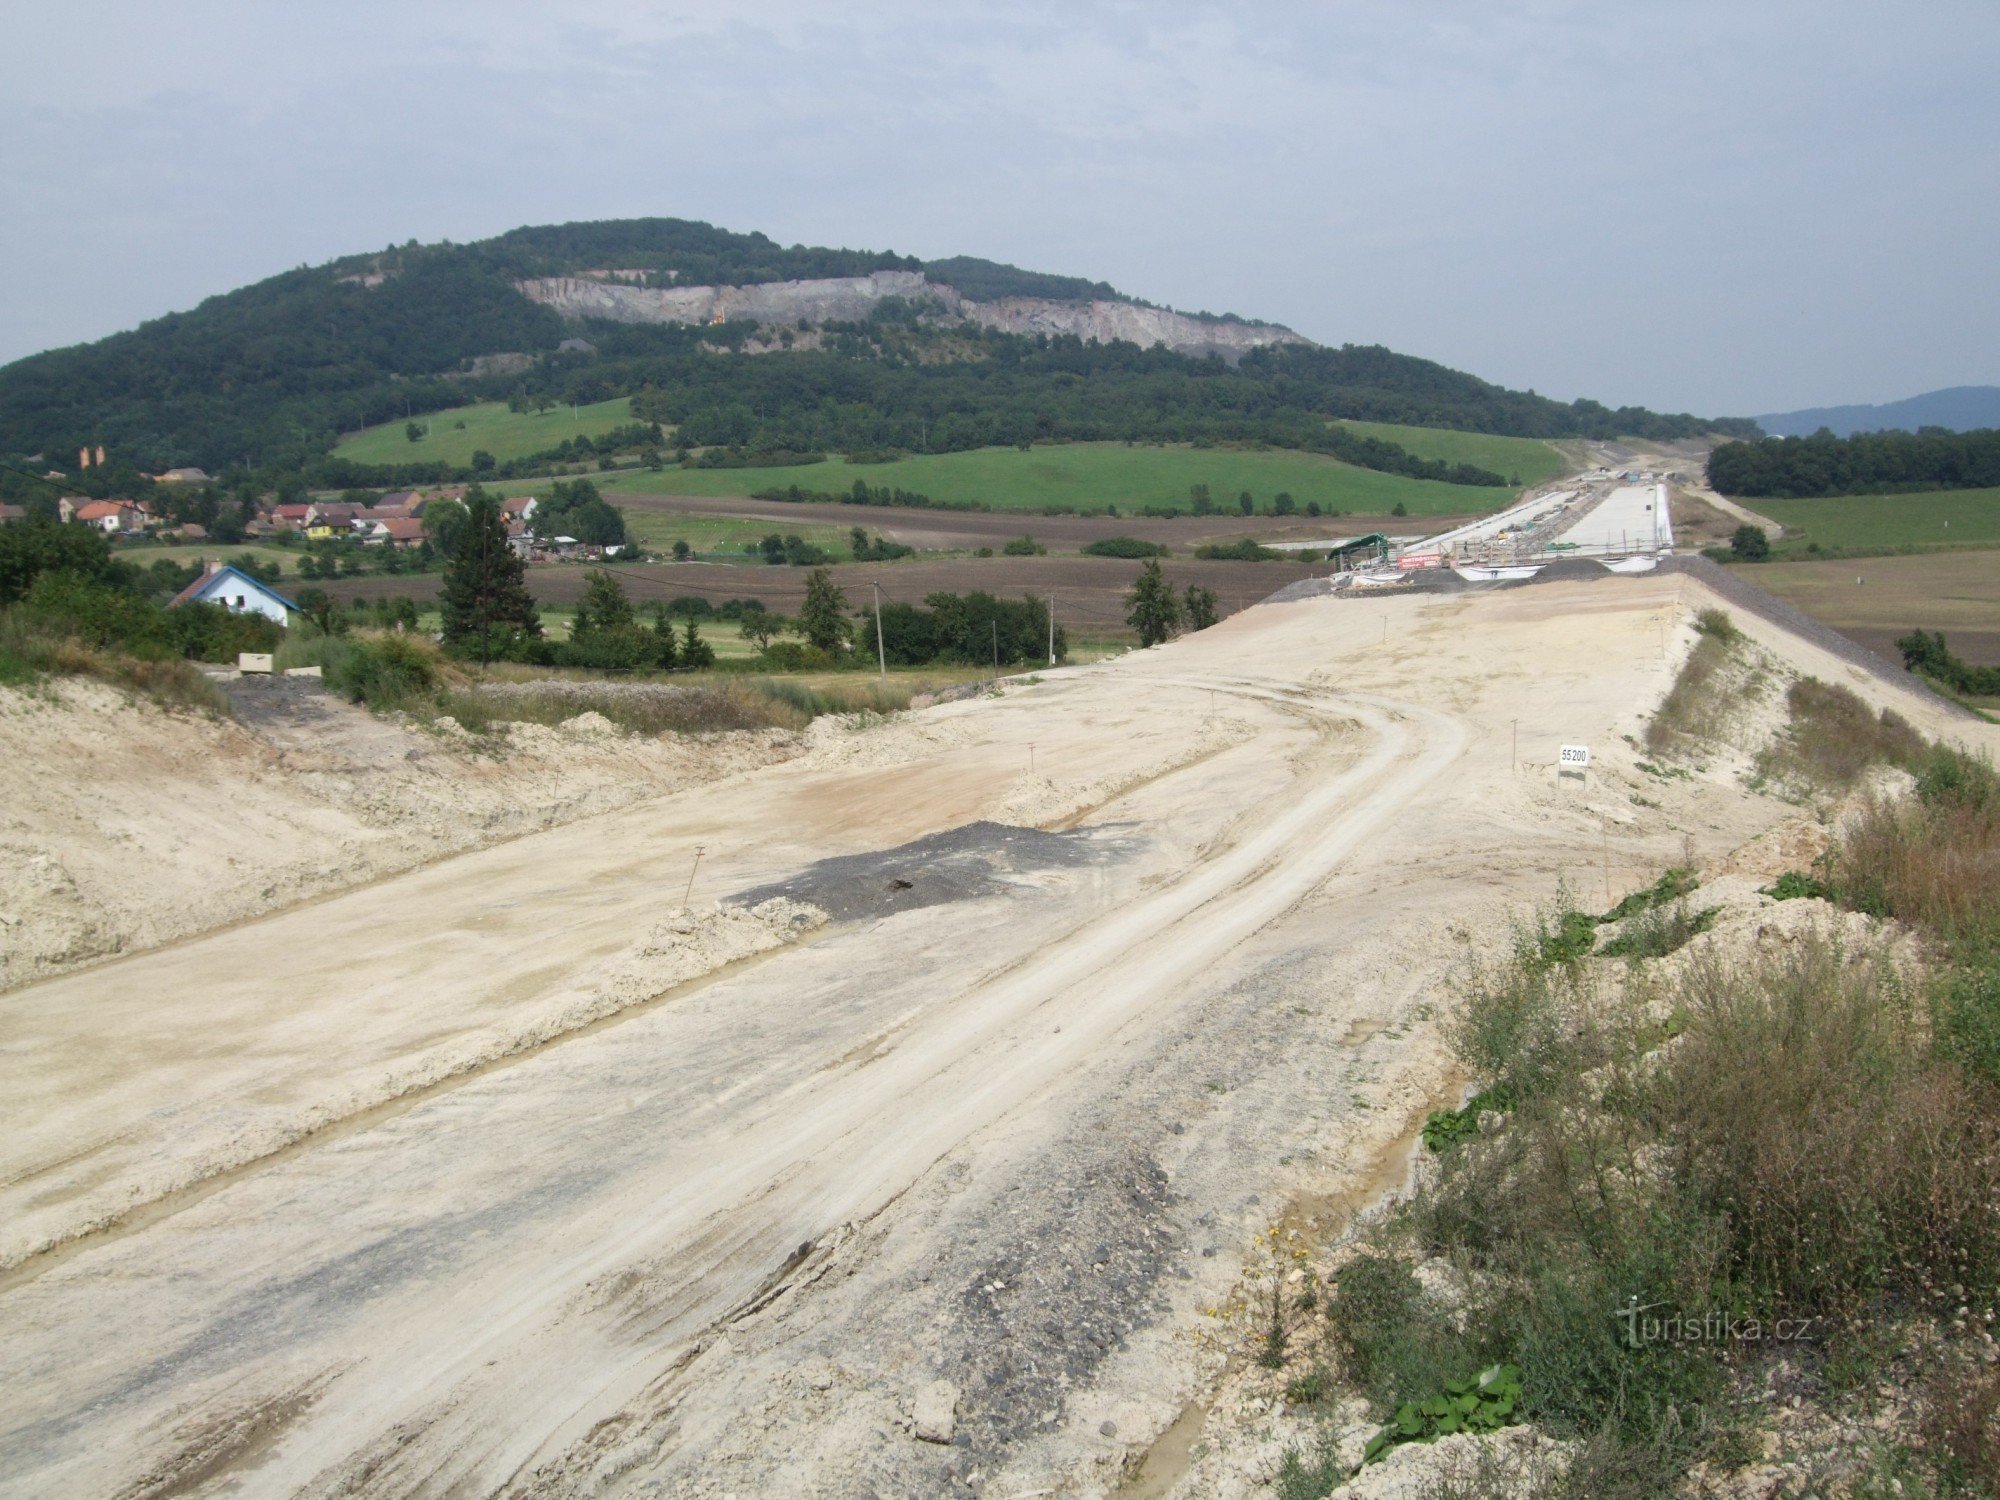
[[0, 215, 1755, 476], [1757, 385, 2000, 438]]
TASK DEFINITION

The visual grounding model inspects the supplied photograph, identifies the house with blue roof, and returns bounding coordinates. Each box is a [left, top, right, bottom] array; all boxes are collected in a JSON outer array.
[[167, 562, 298, 627]]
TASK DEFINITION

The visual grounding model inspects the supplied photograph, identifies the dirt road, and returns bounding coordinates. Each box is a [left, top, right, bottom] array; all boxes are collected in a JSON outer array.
[[1, 574, 1979, 1497]]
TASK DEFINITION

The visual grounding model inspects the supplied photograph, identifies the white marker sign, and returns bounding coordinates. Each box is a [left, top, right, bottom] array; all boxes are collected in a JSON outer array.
[[1559, 744, 1591, 769]]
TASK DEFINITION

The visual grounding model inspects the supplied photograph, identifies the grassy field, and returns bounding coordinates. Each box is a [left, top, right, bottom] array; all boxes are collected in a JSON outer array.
[[520, 443, 1506, 518], [1330, 419, 1571, 488], [1752, 486, 2000, 558], [333, 397, 636, 468], [1750, 549, 2000, 667], [618, 509, 856, 560], [115, 543, 304, 574]]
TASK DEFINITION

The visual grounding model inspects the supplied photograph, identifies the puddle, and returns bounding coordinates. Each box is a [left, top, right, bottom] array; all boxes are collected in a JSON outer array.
[[728, 820, 1140, 923]]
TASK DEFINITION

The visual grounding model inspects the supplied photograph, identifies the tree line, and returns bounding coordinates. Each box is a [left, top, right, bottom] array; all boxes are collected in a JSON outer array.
[[1707, 427, 2000, 497]]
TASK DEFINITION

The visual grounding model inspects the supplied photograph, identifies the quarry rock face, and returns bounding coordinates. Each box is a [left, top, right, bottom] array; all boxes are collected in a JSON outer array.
[[515, 269, 1311, 361]]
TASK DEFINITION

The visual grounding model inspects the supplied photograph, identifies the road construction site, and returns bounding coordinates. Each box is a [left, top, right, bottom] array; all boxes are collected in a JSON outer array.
[[0, 541, 1989, 1497]]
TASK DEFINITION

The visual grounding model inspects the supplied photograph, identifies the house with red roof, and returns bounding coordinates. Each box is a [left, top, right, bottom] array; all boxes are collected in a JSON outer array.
[[361, 517, 426, 547]]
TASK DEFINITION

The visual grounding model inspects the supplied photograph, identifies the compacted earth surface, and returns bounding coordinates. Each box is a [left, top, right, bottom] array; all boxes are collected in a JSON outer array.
[[0, 569, 1982, 1498]]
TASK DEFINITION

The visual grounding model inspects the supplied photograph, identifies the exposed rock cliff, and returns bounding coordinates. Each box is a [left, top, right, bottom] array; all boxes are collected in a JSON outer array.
[[515, 269, 1311, 361]]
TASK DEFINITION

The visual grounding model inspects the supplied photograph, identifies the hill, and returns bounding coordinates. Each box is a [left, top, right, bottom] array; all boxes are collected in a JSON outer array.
[[0, 216, 1755, 484], [1756, 384, 2000, 437]]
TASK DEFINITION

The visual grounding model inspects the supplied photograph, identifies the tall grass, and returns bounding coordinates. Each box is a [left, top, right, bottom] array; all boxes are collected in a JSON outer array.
[[1756, 678, 1925, 795], [1645, 611, 1745, 757], [1281, 854, 2000, 1495], [280, 631, 925, 737], [1834, 745, 2000, 947], [0, 611, 228, 715]]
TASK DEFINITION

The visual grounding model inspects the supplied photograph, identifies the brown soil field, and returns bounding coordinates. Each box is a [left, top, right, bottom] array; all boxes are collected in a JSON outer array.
[[610, 491, 1457, 554], [314, 555, 1333, 636], [1749, 549, 2000, 666]]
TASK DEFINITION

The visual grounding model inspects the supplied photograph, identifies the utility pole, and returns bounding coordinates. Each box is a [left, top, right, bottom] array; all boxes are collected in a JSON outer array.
[[872, 581, 887, 679], [684, 845, 705, 906], [991, 619, 998, 671], [1047, 594, 1056, 666]]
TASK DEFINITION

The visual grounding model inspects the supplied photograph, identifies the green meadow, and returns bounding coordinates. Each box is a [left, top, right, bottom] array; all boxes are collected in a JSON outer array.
[[1330, 419, 1572, 488], [523, 442, 1506, 518], [333, 397, 636, 467], [1753, 486, 2000, 557], [617, 510, 853, 559]]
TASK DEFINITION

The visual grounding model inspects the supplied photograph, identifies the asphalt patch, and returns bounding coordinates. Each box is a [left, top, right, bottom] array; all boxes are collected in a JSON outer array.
[[729, 820, 1138, 923]]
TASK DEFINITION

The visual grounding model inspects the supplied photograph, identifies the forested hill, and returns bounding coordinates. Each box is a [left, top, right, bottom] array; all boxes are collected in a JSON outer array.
[[0, 215, 1756, 478], [1707, 426, 2000, 497]]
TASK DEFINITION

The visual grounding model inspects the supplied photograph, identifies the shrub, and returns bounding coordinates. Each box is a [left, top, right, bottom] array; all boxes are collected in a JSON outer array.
[[1082, 536, 1170, 559], [1194, 537, 1283, 561], [1728, 525, 1770, 561]]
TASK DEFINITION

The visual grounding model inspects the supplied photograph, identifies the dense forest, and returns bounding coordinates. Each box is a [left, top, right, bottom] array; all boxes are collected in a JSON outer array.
[[921, 256, 1123, 305], [0, 216, 1754, 483], [1707, 427, 2000, 497]]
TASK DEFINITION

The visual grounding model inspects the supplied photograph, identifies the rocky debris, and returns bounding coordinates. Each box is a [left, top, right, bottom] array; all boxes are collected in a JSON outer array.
[[912, 1380, 960, 1443], [515, 270, 1310, 362], [1329, 1426, 1572, 1498]]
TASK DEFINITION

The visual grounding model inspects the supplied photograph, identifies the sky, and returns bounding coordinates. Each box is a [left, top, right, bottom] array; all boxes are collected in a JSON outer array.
[[3, 0, 1996, 417]]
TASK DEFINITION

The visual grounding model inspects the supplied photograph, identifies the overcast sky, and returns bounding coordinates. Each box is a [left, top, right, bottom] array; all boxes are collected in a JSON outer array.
[[3, 1, 1995, 416]]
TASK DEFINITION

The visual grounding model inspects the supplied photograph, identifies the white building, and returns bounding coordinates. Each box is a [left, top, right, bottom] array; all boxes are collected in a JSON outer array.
[[167, 563, 297, 627]]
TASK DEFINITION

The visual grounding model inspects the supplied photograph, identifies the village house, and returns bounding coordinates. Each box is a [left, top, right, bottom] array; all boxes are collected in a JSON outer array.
[[499, 495, 539, 523], [167, 562, 297, 626], [304, 502, 365, 539], [67, 499, 149, 534], [361, 517, 426, 547], [271, 503, 314, 529], [0, 503, 26, 525]]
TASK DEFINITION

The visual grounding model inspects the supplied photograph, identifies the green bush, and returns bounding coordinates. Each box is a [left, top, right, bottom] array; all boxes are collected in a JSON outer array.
[[1081, 536, 1170, 559], [1194, 536, 1283, 561], [13, 570, 280, 662]]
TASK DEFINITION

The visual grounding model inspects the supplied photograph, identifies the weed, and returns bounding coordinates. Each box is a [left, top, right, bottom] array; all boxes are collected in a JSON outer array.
[[1273, 1442, 1348, 1500], [1421, 1083, 1516, 1154], [1259, 1278, 1290, 1370], [1762, 869, 1832, 901], [1596, 901, 1718, 960], [1694, 608, 1741, 643], [1917, 1358, 2000, 1495], [1283, 1367, 1331, 1406], [1360, 1364, 1522, 1466]]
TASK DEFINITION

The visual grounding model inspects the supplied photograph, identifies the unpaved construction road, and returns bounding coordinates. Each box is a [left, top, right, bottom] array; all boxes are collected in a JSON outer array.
[[1, 574, 1981, 1498]]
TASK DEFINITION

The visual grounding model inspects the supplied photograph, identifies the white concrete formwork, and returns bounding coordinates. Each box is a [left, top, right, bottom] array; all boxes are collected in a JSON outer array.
[[1551, 482, 1669, 553], [1420, 489, 1577, 556]]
